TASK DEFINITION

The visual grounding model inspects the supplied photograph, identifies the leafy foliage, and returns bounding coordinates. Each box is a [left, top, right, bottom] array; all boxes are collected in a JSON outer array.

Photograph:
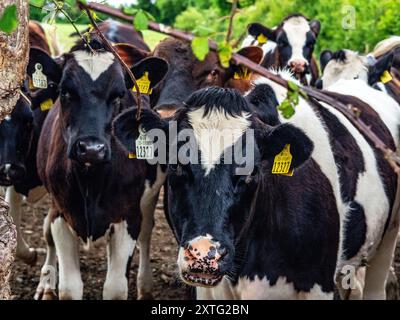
[[0, 5, 18, 35]]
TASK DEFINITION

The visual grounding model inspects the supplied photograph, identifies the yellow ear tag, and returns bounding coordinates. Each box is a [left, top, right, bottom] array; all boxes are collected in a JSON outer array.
[[272, 144, 294, 176], [234, 67, 252, 80], [32, 63, 48, 89], [132, 71, 152, 95], [128, 152, 137, 159], [257, 34, 268, 44], [381, 70, 393, 84], [40, 99, 53, 111]]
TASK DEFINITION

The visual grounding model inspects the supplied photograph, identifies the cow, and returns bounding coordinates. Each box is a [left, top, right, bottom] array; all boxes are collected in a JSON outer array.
[[0, 20, 62, 265], [151, 38, 263, 118], [33, 34, 169, 300], [244, 14, 321, 86], [113, 68, 400, 299]]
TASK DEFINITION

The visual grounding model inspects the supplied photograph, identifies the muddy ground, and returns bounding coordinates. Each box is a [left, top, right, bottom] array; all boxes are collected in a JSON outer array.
[[5, 187, 400, 300]]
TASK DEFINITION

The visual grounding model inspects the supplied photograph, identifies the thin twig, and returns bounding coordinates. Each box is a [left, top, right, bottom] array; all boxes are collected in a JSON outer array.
[[77, 1, 142, 119], [226, 0, 238, 44]]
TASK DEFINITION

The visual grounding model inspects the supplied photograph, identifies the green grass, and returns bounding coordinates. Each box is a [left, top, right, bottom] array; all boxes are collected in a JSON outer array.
[[54, 23, 168, 52]]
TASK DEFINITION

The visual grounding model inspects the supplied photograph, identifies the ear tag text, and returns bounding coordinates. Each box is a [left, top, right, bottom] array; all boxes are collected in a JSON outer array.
[[381, 70, 393, 84], [132, 71, 152, 95], [272, 144, 293, 176], [234, 67, 252, 80], [135, 126, 154, 160], [257, 34, 268, 44], [40, 99, 53, 111], [32, 63, 48, 89]]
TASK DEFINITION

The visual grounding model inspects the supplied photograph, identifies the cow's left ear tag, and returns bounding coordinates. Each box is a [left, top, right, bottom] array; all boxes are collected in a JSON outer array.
[[40, 98, 53, 111], [135, 126, 154, 160], [234, 67, 252, 80], [132, 72, 152, 95], [257, 34, 268, 44], [272, 144, 294, 176], [32, 63, 48, 89], [381, 70, 393, 84]]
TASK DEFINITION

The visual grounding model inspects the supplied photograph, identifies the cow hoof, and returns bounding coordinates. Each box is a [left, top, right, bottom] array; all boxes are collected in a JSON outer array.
[[34, 288, 57, 300], [137, 292, 153, 300], [19, 248, 38, 267]]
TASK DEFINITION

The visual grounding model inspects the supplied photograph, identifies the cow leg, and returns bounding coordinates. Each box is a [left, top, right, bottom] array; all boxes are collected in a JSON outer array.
[[5, 186, 37, 265], [103, 220, 136, 300], [363, 221, 400, 300], [51, 216, 83, 300], [35, 211, 57, 300], [137, 168, 166, 300]]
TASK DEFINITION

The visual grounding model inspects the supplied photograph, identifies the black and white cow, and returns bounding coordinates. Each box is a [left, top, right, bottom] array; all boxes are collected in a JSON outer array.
[[113, 69, 400, 300], [244, 14, 320, 85], [34, 35, 168, 300]]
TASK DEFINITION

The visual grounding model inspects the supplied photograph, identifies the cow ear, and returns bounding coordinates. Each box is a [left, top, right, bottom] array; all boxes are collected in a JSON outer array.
[[258, 123, 314, 170], [114, 43, 149, 67], [320, 50, 334, 72], [236, 46, 264, 65], [113, 107, 167, 154], [309, 20, 321, 37], [248, 23, 277, 42], [27, 47, 62, 85], [127, 57, 169, 90], [368, 52, 393, 85]]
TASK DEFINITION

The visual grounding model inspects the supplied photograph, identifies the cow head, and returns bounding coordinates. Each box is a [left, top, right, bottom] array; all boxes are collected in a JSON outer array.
[[113, 87, 313, 287], [151, 38, 263, 118], [317, 49, 394, 89], [51, 36, 168, 167], [248, 14, 320, 77]]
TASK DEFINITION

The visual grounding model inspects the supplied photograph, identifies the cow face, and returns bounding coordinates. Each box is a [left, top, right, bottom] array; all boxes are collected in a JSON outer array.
[[151, 38, 263, 118], [318, 49, 394, 89], [0, 97, 33, 186], [248, 15, 320, 76], [113, 87, 313, 287], [57, 37, 168, 166]]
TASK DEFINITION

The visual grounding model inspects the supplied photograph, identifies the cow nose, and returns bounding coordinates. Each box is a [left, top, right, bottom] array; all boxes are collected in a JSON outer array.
[[75, 139, 107, 165], [0, 163, 25, 184], [289, 60, 307, 73], [154, 104, 180, 119]]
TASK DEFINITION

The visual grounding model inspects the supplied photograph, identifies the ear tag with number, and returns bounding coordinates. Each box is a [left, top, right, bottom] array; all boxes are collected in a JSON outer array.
[[32, 63, 48, 89], [272, 144, 294, 176], [234, 67, 252, 80], [381, 70, 393, 84], [135, 126, 154, 160], [257, 34, 268, 44], [40, 99, 53, 111], [132, 71, 152, 95]]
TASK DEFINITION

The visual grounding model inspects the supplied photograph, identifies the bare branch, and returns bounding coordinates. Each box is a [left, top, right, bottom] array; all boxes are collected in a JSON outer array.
[[226, 0, 238, 44]]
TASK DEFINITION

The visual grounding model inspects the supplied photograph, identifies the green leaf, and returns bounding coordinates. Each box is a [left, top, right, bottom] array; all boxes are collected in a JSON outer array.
[[0, 5, 18, 35], [191, 37, 209, 61], [287, 81, 299, 92], [193, 26, 213, 37], [124, 7, 138, 16], [29, 0, 46, 8], [144, 11, 156, 21], [218, 43, 233, 68], [134, 9, 149, 31], [278, 99, 296, 119]]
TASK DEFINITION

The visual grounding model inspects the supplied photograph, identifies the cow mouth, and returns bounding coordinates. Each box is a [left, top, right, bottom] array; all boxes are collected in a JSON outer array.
[[182, 272, 223, 287]]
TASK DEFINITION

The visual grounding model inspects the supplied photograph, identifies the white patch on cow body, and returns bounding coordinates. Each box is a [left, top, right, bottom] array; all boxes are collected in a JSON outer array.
[[103, 220, 136, 300], [241, 35, 277, 58], [188, 107, 251, 175], [73, 50, 115, 81], [282, 16, 310, 65], [327, 79, 400, 145], [4, 164, 11, 173]]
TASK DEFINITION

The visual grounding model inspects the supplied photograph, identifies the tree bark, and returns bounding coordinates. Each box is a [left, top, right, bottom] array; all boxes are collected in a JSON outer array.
[[0, 0, 29, 120], [0, 0, 29, 299]]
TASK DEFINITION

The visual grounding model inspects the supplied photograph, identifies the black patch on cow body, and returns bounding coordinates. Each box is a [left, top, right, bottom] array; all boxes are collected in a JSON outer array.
[[245, 84, 280, 125]]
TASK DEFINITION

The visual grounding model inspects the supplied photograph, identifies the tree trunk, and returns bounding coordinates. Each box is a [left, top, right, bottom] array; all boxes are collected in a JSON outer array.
[[0, 0, 29, 299], [0, 0, 29, 120]]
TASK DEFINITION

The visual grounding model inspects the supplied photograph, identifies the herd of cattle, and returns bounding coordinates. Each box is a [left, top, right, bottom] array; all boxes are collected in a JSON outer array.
[[1, 13, 400, 300]]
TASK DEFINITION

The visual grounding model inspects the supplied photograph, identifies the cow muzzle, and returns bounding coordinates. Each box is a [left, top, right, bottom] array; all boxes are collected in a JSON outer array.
[[71, 137, 109, 166], [0, 163, 26, 186], [178, 236, 229, 287], [289, 60, 307, 74]]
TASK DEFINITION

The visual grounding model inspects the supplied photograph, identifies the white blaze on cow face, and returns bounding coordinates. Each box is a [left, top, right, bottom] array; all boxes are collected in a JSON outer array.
[[322, 50, 369, 89], [4, 115, 11, 121], [283, 16, 311, 66], [188, 106, 251, 175], [73, 50, 115, 81]]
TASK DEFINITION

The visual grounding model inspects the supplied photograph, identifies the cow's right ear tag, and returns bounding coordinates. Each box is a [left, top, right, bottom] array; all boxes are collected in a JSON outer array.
[[272, 144, 293, 175], [132, 72, 152, 95], [40, 98, 53, 111], [381, 70, 393, 84], [32, 63, 48, 89], [135, 126, 154, 160], [257, 34, 268, 44]]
